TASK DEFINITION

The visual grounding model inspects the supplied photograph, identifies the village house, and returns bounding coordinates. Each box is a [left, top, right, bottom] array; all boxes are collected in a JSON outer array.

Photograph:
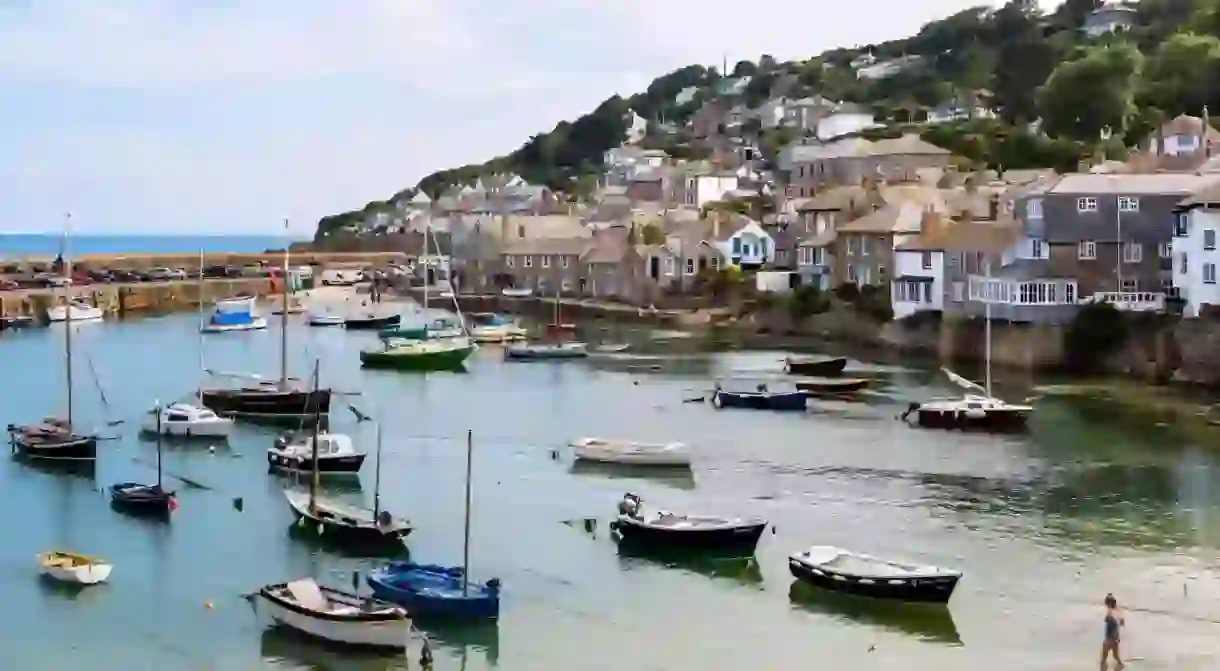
[[855, 55, 922, 81], [815, 103, 879, 141], [787, 134, 953, 197], [1145, 112, 1220, 159], [794, 185, 886, 289], [1172, 184, 1220, 316], [1083, 3, 1137, 37], [889, 210, 955, 319], [603, 146, 669, 188], [500, 237, 590, 295], [925, 90, 997, 125], [581, 227, 647, 301], [680, 169, 740, 209]]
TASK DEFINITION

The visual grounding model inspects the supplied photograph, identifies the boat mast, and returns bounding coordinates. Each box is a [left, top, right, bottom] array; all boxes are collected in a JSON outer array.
[[307, 359, 321, 516], [423, 218, 430, 314], [155, 401, 163, 488], [197, 248, 205, 399], [63, 212, 74, 427], [462, 428, 473, 596], [372, 418, 383, 519], [984, 251, 992, 397], [279, 217, 290, 389]]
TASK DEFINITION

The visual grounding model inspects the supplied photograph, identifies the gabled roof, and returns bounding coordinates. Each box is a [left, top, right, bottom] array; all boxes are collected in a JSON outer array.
[[1049, 173, 1220, 194]]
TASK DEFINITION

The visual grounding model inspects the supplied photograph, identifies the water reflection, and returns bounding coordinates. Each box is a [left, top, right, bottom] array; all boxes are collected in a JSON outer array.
[[417, 620, 500, 667], [615, 541, 764, 590], [787, 581, 961, 645], [13, 454, 96, 479], [271, 473, 365, 495], [259, 627, 409, 670], [568, 461, 696, 491], [284, 523, 410, 560]]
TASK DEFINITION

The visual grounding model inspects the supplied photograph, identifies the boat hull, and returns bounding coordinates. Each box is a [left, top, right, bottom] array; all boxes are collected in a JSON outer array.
[[367, 565, 501, 620], [308, 315, 346, 327], [38, 553, 112, 585], [785, 357, 847, 376], [788, 557, 960, 604], [915, 408, 1029, 432], [253, 593, 411, 649], [285, 492, 412, 545], [712, 390, 807, 411], [8, 425, 97, 462], [141, 418, 232, 438], [110, 483, 175, 516], [611, 517, 767, 553], [572, 441, 691, 467], [504, 344, 588, 360], [267, 451, 366, 474], [201, 317, 269, 333], [46, 305, 105, 322], [199, 388, 331, 422], [795, 378, 870, 395], [359, 345, 472, 371], [345, 315, 401, 330]]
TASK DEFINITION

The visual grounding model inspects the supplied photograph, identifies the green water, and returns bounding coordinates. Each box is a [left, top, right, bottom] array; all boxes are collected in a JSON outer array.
[[2, 311, 1219, 670]]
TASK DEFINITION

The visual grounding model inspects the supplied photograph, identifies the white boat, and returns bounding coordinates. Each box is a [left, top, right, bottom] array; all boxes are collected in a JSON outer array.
[[38, 551, 113, 585], [250, 578, 414, 649], [202, 295, 268, 333], [467, 313, 528, 343], [307, 313, 346, 327], [141, 403, 233, 438], [501, 287, 533, 298], [268, 432, 366, 474], [571, 437, 691, 467], [46, 300, 104, 323], [505, 342, 588, 360]]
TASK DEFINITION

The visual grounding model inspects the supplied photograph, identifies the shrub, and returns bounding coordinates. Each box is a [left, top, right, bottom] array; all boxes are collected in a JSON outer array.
[[835, 282, 860, 302], [1063, 301, 1129, 372], [787, 285, 832, 319]]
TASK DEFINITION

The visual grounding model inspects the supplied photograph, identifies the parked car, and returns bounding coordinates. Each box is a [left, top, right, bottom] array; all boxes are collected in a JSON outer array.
[[112, 270, 144, 283], [88, 269, 115, 283], [0, 278, 19, 290], [71, 272, 93, 285], [147, 267, 179, 281]]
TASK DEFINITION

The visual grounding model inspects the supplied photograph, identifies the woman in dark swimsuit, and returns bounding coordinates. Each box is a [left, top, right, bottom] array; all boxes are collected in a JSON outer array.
[[1100, 593, 1124, 669]]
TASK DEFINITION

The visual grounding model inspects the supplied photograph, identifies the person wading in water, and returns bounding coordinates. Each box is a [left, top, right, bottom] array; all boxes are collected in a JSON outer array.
[[1100, 593, 1125, 669]]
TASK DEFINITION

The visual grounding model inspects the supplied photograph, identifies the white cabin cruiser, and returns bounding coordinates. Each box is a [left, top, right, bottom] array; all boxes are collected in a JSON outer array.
[[47, 299, 104, 323], [141, 403, 233, 438], [268, 432, 367, 475]]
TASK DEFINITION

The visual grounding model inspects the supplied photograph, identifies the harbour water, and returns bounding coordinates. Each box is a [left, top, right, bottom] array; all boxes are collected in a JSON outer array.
[[0, 233, 299, 258], [2, 310, 1219, 670]]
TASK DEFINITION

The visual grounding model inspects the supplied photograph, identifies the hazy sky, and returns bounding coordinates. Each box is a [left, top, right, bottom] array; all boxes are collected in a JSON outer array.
[[0, 1, 1049, 235]]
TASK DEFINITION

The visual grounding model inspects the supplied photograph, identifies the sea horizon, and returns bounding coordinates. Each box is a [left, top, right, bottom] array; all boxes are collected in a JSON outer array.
[[0, 232, 310, 258]]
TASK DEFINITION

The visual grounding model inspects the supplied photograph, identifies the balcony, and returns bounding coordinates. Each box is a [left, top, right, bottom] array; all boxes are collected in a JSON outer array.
[[1084, 292, 1166, 312]]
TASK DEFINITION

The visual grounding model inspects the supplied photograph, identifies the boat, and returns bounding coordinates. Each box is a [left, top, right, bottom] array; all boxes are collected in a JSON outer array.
[[199, 221, 331, 425], [248, 578, 413, 649], [711, 381, 807, 411], [504, 342, 588, 360], [592, 343, 630, 353], [783, 356, 848, 377], [284, 363, 411, 545], [794, 377, 870, 395], [46, 299, 104, 323], [359, 336, 475, 371], [344, 313, 402, 330], [788, 545, 962, 604], [500, 287, 533, 298], [0, 315, 36, 330], [111, 402, 177, 517], [466, 313, 527, 343], [141, 403, 233, 438], [379, 316, 465, 341], [570, 437, 691, 467], [609, 493, 768, 553], [9, 215, 98, 465], [201, 295, 269, 333], [268, 432, 366, 475], [366, 430, 501, 621], [307, 313, 346, 327], [37, 551, 112, 585]]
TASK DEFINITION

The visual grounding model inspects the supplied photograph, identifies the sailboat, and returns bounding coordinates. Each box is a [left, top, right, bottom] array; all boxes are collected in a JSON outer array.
[[900, 255, 1032, 432], [359, 220, 475, 371], [199, 218, 330, 424], [367, 430, 500, 620], [111, 401, 177, 516], [284, 364, 412, 544], [7, 213, 98, 465]]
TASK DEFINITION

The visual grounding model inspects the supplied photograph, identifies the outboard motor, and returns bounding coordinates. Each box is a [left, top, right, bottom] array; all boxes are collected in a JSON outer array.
[[899, 402, 920, 422], [618, 493, 641, 518], [377, 510, 393, 529]]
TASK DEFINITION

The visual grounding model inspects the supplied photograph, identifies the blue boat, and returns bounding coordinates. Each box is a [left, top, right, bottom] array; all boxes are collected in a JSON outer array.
[[711, 381, 808, 411], [367, 562, 500, 619]]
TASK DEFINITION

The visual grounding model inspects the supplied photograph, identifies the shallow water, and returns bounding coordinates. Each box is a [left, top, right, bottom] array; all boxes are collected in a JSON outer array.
[[0, 310, 1218, 670]]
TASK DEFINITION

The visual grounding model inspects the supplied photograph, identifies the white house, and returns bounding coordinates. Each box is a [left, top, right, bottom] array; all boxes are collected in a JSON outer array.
[[683, 173, 739, 209], [816, 103, 878, 141], [757, 98, 787, 129], [1083, 4, 1136, 38], [1148, 114, 1220, 157], [1173, 187, 1220, 316], [625, 110, 649, 144], [715, 218, 774, 267], [891, 244, 944, 319], [855, 55, 922, 81], [603, 146, 669, 187]]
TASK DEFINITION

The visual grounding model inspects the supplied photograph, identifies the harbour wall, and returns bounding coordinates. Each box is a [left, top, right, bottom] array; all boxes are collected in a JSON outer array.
[[5, 251, 407, 272], [0, 278, 276, 319]]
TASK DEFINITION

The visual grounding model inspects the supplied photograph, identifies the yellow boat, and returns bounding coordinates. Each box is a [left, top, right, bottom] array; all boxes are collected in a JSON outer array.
[[38, 550, 113, 585]]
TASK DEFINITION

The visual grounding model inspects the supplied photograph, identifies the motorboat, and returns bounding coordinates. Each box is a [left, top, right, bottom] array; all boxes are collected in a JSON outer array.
[[46, 299, 104, 323], [900, 369, 1032, 432], [8, 419, 96, 463], [268, 432, 366, 475], [307, 313, 346, 327], [141, 403, 232, 438], [712, 381, 807, 411], [788, 546, 962, 603], [38, 551, 112, 585], [783, 356, 847, 377], [201, 295, 268, 333], [504, 342, 588, 361], [367, 563, 500, 620], [610, 493, 768, 553], [571, 437, 691, 467], [467, 313, 527, 343], [249, 579, 414, 649], [500, 287, 533, 298], [380, 316, 465, 342]]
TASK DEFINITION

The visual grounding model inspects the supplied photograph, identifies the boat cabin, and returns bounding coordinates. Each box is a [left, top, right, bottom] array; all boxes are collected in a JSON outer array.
[[282, 433, 355, 456]]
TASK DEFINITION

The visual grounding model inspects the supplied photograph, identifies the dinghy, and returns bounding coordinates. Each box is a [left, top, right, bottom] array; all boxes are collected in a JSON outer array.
[[783, 356, 847, 377], [201, 296, 268, 333], [504, 342, 588, 361], [38, 551, 112, 585], [794, 377, 870, 396], [250, 578, 412, 649], [610, 493, 767, 553], [788, 545, 962, 603], [344, 313, 401, 330], [268, 432, 366, 475], [46, 299, 104, 323], [571, 437, 691, 467], [712, 382, 807, 411], [141, 403, 233, 438]]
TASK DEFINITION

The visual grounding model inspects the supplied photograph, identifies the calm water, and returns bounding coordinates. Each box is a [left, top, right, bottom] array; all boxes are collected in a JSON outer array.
[[0, 233, 299, 258], [2, 309, 1219, 670]]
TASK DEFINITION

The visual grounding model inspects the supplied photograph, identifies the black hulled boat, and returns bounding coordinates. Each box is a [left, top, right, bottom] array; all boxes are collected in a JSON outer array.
[[783, 356, 848, 377], [111, 402, 176, 517], [268, 432, 366, 475], [788, 546, 962, 604], [608, 493, 768, 553], [344, 313, 401, 330]]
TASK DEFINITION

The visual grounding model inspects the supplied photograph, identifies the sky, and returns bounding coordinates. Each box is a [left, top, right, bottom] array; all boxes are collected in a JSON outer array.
[[0, 1, 1053, 236]]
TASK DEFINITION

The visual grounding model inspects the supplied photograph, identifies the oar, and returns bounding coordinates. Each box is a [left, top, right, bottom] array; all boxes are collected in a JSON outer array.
[[130, 457, 212, 490]]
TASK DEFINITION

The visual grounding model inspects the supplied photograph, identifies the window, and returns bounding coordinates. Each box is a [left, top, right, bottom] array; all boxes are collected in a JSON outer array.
[[1160, 242, 1172, 258], [685, 257, 695, 274], [1206, 229, 1217, 251], [710, 255, 721, 270], [923, 282, 932, 303], [517, 224, 526, 238], [1026, 198, 1043, 219], [1078, 241, 1097, 260], [1164, 279, 1181, 298], [847, 264, 856, 283], [1121, 278, 1139, 293], [1174, 213, 1190, 237], [664, 257, 675, 275], [541, 255, 551, 268], [1077, 197, 1098, 213], [1206, 263, 1217, 284], [918, 251, 932, 270], [814, 248, 827, 265], [523, 255, 533, 268], [506, 256, 515, 268], [1182, 252, 1189, 275], [561, 256, 570, 268], [861, 236, 871, 257], [877, 265, 887, 280], [732, 237, 742, 254], [167, 413, 189, 422], [1031, 238, 1045, 259], [1122, 242, 1143, 264], [845, 237, 855, 255], [1118, 196, 1139, 212], [952, 282, 964, 302]]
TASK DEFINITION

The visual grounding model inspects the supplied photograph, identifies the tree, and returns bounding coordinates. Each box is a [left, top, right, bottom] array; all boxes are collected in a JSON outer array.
[[1038, 44, 1143, 142], [993, 0, 1061, 124], [1139, 32, 1220, 117]]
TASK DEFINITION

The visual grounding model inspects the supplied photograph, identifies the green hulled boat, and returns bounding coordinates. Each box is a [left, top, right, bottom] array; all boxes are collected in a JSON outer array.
[[378, 316, 464, 341], [359, 336, 475, 371]]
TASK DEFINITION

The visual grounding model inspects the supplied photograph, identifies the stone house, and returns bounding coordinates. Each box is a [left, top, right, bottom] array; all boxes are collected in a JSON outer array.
[[500, 237, 591, 295], [580, 228, 647, 302], [787, 134, 952, 197], [794, 185, 884, 289]]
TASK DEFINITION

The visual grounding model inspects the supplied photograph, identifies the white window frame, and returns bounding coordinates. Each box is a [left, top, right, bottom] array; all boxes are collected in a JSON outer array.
[[541, 255, 551, 269], [1026, 198, 1043, 219], [845, 237, 855, 256], [1078, 241, 1097, 260], [1182, 252, 1189, 275], [561, 256, 570, 268], [1120, 278, 1139, 293], [1206, 229, 1217, 251], [1118, 196, 1139, 213], [1160, 242, 1172, 258], [684, 257, 695, 275], [523, 255, 533, 269], [710, 255, 721, 270], [814, 248, 827, 265], [952, 282, 964, 302], [1031, 238, 1045, 259], [921, 252, 932, 270], [506, 256, 515, 268], [1122, 242, 1143, 264], [664, 257, 675, 275], [1077, 197, 1098, 213], [1206, 263, 1217, 285]]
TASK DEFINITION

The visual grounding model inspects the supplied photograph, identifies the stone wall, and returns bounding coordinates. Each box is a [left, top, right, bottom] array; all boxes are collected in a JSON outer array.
[[0, 278, 276, 319]]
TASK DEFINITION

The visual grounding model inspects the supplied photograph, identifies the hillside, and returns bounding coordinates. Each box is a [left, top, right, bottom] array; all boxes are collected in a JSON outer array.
[[316, 0, 1220, 240]]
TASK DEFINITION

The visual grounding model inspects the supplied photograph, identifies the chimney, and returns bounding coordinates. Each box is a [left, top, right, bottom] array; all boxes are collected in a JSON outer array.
[[988, 193, 999, 221], [919, 206, 940, 238], [712, 210, 722, 240]]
